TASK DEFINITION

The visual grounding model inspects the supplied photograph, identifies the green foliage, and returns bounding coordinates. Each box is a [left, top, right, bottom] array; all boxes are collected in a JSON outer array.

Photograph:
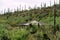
[[0, 4, 60, 40]]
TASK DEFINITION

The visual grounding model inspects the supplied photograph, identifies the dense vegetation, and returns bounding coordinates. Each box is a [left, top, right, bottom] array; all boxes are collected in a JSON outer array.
[[0, 4, 60, 40]]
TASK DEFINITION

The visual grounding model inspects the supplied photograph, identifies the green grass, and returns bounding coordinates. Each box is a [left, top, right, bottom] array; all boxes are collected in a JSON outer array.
[[0, 4, 60, 40]]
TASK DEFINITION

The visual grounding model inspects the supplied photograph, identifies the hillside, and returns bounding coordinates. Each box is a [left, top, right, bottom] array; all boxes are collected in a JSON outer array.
[[0, 4, 60, 40]]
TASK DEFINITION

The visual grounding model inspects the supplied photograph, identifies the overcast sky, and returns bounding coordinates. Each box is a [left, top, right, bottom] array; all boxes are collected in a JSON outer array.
[[0, 0, 59, 14]]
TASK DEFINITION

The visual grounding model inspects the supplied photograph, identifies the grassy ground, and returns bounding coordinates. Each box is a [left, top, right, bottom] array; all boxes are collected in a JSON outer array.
[[0, 5, 60, 40]]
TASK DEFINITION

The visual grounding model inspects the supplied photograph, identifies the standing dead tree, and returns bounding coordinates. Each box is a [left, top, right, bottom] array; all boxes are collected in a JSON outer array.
[[53, 0, 57, 35]]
